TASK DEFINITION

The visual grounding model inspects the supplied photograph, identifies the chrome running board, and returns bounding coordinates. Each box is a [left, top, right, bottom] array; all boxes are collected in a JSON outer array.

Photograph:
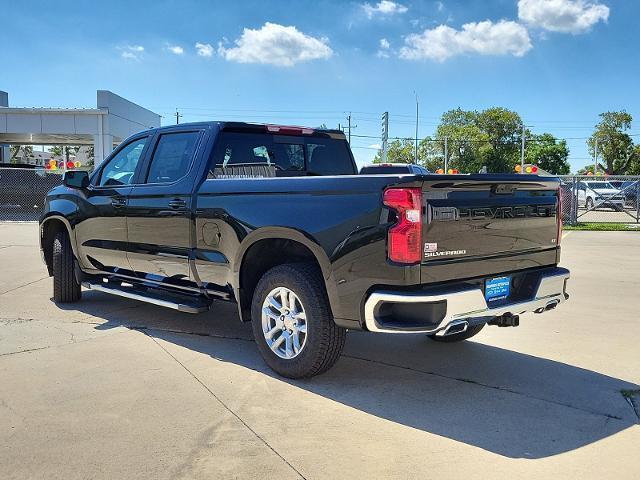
[[83, 282, 210, 314]]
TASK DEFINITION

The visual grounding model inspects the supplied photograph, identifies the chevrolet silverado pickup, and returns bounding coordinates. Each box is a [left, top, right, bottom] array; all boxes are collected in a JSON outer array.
[[39, 122, 570, 378]]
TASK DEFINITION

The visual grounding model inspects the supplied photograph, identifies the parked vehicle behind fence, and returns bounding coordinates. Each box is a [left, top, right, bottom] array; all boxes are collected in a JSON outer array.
[[577, 181, 625, 210], [609, 180, 639, 208]]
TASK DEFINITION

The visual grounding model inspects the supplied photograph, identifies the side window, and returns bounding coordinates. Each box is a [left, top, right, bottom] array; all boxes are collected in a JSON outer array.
[[145, 132, 200, 184], [96, 137, 148, 187]]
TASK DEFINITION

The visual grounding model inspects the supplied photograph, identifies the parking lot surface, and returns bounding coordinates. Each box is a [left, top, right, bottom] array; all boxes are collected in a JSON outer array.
[[1, 222, 639, 479]]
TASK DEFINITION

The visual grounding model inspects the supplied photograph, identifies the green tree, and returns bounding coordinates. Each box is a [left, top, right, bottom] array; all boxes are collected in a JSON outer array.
[[49, 145, 79, 162], [373, 138, 417, 164], [475, 107, 523, 173], [9, 145, 34, 162], [85, 146, 95, 168], [525, 133, 571, 174], [587, 111, 637, 174], [427, 107, 524, 173], [627, 145, 640, 175], [429, 108, 488, 173]]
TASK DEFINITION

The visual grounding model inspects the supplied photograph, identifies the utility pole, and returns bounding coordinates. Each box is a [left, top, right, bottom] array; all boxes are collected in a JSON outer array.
[[520, 124, 526, 174], [381, 112, 389, 163], [444, 137, 448, 173], [345, 113, 357, 143], [175, 109, 182, 125], [414, 93, 419, 163], [594, 137, 598, 175]]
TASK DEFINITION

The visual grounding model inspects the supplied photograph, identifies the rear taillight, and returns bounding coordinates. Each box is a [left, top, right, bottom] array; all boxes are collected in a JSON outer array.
[[383, 187, 422, 264], [557, 187, 563, 245]]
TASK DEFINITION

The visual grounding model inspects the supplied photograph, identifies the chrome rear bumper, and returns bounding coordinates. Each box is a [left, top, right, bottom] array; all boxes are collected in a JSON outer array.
[[363, 268, 570, 334]]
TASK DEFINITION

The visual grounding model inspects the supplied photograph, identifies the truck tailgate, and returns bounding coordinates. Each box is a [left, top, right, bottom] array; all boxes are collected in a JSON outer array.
[[420, 176, 560, 280]]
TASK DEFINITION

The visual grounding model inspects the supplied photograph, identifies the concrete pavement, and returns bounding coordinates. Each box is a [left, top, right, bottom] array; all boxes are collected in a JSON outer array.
[[1, 223, 639, 479]]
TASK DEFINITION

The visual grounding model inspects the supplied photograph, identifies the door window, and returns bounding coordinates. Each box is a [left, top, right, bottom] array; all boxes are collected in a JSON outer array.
[[96, 137, 148, 186], [145, 132, 200, 184]]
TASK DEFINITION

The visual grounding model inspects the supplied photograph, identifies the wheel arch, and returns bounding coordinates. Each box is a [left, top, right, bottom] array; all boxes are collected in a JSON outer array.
[[40, 215, 76, 276], [233, 228, 339, 323]]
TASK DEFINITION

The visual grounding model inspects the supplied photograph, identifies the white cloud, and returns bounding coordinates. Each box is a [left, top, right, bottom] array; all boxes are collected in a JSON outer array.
[[368, 143, 382, 149], [218, 22, 333, 67], [436, 1, 445, 12], [377, 38, 391, 57], [518, 0, 609, 34], [120, 45, 144, 60], [167, 45, 184, 55], [399, 20, 532, 61], [195, 42, 214, 57], [363, 1, 408, 18]]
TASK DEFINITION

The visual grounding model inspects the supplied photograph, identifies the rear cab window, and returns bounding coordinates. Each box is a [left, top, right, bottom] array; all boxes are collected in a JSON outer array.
[[144, 131, 200, 184], [209, 129, 356, 178]]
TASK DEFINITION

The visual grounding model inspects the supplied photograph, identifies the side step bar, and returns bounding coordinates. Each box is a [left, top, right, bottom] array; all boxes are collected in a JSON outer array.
[[83, 282, 210, 314]]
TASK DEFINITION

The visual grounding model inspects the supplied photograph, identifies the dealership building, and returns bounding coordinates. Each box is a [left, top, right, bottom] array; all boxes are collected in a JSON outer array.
[[0, 90, 160, 166]]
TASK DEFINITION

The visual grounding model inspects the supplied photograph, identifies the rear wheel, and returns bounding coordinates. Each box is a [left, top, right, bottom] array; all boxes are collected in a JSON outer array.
[[52, 231, 81, 303], [251, 263, 346, 378], [427, 324, 485, 343]]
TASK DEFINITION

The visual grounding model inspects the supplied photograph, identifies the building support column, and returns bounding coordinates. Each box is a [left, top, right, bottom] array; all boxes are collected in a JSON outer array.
[[0, 91, 9, 163], [93, 114, 113, 169], [93, 134, 114, 169]]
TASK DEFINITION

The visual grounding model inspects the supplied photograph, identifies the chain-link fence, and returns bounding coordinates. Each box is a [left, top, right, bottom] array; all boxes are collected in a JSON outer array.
[[0, 167, 64, 221], [2, 167, 638, 225], [559, 175, 640, 225]]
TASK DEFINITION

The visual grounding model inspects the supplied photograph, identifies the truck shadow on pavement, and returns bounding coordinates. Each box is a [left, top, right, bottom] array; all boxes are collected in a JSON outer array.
[[66, 292, 639, 460]]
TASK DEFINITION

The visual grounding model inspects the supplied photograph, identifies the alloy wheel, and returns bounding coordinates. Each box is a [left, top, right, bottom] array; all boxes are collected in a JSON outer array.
[[261, 287, 308, 359]]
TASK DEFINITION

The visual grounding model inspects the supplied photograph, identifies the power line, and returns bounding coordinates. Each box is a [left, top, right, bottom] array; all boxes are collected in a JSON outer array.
[[349, 132, 640, 142], [153, 105, 634, 127]]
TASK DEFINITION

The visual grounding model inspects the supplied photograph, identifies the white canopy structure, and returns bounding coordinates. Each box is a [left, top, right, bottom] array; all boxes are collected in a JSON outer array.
[[0, 90, 160, 166]]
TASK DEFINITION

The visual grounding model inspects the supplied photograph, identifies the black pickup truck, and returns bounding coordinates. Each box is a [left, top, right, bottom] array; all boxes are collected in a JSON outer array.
[[39, 122, 570, 378]]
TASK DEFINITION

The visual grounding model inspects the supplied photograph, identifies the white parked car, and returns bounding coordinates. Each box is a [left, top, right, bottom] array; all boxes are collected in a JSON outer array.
[[577, 181, 625, 210]]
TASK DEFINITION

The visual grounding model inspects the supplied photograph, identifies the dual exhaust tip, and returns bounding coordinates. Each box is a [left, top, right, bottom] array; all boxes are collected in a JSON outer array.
[[534, 300, 560, 314], [440, 300, 560, 336], [440, 314, 520, 336]]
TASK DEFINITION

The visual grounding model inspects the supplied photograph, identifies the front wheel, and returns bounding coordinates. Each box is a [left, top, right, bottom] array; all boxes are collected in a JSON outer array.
[[52, 231, 81, 303], [427, 324, 485, 343], [251, 263, 346, 378]]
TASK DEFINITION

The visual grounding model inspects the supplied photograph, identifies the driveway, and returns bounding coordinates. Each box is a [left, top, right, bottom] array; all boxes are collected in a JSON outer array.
[[1, 223, 638, 479]]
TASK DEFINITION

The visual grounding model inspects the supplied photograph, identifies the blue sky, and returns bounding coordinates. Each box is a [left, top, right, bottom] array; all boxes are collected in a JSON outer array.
[[1, 0, 638, 171]]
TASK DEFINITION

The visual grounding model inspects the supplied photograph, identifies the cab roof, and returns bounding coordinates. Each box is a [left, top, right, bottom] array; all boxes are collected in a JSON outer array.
[[148, 121, 346, 139]]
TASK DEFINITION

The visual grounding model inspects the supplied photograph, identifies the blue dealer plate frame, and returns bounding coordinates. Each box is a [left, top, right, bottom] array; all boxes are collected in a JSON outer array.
[[485, 276, 511, 302]]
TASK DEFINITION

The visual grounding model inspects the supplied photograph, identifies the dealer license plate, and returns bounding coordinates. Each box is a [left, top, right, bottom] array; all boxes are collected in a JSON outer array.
[[485, 276, 511, 302]]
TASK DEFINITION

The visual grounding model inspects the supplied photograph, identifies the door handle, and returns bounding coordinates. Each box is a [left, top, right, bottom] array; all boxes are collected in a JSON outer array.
[[111, 197, 126, 207], [168, 199, 187, 209]]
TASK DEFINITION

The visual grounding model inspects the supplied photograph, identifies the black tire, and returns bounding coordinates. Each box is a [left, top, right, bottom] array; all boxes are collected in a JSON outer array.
[[586, 197, 594, 210], [427, 324, 485, 343], [52, 231, 81, 303], [251, 263, 346, 378]]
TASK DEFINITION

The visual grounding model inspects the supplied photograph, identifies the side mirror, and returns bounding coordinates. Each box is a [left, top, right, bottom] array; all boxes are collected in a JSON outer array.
[[63, 170, 90, 189]]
